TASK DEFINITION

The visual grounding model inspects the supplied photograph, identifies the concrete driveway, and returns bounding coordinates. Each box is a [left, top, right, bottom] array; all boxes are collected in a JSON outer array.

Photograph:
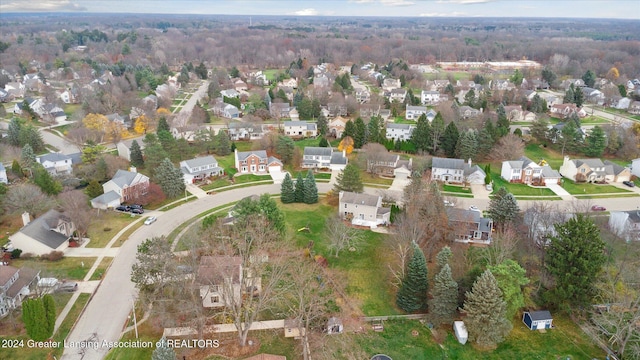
[[546, 183, 573, 200]]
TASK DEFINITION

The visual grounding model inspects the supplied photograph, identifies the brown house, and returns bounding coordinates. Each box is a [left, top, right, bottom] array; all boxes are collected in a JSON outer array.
[[234, 149, 283, 175]]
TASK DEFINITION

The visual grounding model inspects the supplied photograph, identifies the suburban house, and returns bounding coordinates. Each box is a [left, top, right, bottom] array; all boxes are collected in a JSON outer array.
[[389, 88, 407, 103], [328, 117, 347, 138], [382, 78, 401, 92], [234, 149, 282, 175], [367, 153, 413, 177], [283, 121, 318, 138], [212, 102, 240, 119], [270, 102, 291, 118], [491, 79, 515, 91], [4, 82, 25, 98], [278, 78, 298, 89], [0, 266, 40, 318], [180, 156, 223, 184], [90, 169, 150, 209], [607, 96, 631, 110], [629, 101, 640, 115], [456, 80, 476, 89], [227, 121, 265, 141], [501, 156, 561, 186], [457, 105, 482, 119], [559, 156, 631, 183], [561, 79, 585, 89], [301, 147, 348, 171], [220, 89, 240, 98], [538, 93, 562, 108], [421, 90, 441, 105], [550, 104, 587, 119], [431, 157, 486, 185], [197, 255, 260, 308], [523, 210, 573, 248], [106, 113, 129, 127], [327, 103, 348, 117], [8, 210, 76, 256], [13, 97, 44, 116], [385, 123, 415, 141], [0, 163, 7, 184], [580, 87, 605, 105], [36, 153, 73, 176], [117, 139, 145, 162], [405, 105, 428, 120], [446, 208, 493, 244], [355, 89, 371, 103], [609, 210, 640, 242], [523, 310, 553, 330], [338, 191, 390, 227]]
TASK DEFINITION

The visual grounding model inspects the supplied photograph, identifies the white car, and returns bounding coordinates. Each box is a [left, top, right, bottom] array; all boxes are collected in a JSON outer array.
[[144, 216, 157, 225], [469, 205, 480, 212], [444, 200, 455, 207]]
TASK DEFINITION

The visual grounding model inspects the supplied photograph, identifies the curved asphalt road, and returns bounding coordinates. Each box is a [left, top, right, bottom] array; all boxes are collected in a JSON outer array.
[[61, 182, 639, 359]]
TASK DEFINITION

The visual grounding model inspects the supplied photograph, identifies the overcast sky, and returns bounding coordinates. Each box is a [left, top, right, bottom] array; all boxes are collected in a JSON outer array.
[[1, 0, 638, 19]]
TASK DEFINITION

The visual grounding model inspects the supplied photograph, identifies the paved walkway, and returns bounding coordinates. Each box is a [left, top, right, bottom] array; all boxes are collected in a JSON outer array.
[[65, 248, 120, 257], [546, 183, 574, 200], [186, 182, 208, 199], [163, 319, 285, 337]]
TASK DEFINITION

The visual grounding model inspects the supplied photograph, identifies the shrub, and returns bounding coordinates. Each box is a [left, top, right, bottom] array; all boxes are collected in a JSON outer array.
[[11, 248, 22, 259], [45, 251, 64, 262]]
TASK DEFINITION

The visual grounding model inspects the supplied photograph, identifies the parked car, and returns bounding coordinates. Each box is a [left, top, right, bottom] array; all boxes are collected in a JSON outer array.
[[56, 282, 78, 293], [116, 205, 130, 212], [128, 204, 144, 210], [469, 205, 480, 212], [443, 200, 455, 207], [144, 216, 157, 225], [623, 180, 636, 187], [591, 205, 606, 211], [130, 208, 144, 214]]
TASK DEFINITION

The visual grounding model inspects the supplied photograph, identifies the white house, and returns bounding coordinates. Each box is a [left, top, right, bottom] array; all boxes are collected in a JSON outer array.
[[609, 210, 640, 242], [283, 121, 318, 138], [301, 147, 348, 171], [117, 139, 145, 162], [227, 121, 265, 141], [197, 255, 260, 308], [501, 156, 561, 186], [431, 157, 486, 185], [36, 153, 73, 175], [389, 88, 407, 103], [0, 163, 7, 184], [338, 191, 390, 228], [559, 156, 631, 183], [234, 150, 282, 175], [421, 90, 441, 105], [90, 169, 150, 209], [180, 156, 223, 184], [385, 123, 415, 141], [220, 89, 240, 98], [0, 266, 40, 318], [8, 210, 75, 256], [382, 78, 401, 92], [405, 105, 428, 120]]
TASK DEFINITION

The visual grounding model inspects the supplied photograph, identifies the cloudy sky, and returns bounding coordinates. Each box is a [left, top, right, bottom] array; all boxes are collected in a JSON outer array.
[[1, 0, 638, 19]]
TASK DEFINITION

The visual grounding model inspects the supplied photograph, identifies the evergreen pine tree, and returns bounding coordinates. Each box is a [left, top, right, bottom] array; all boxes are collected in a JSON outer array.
[[86, 180, 104, 198], [129, 140, 144, 168], [294, 172, 305, 203], [477, 126, 496, 160], [303, 170, 318, 204], [564, 85, 575, 104], [215, 129, 231, 156], [441, 121, 459, 158], [429, 264, 458, 325], [463, 270, 512, 347], [317, 113, 328, 137], [157, 117, 170, 133], [354, 117, 367, 148], [396, 243, 429, 313], [8, 117, 22, 147], [496, 104, 510, 138], [367, 115, 382, 144], [11, 159, 23, 178], [33, 165, 62, 195], [231, 142, 237, 152], [155, 158, 186, 199], [21, 143, 36, 169], [584, 125, 606, 157], [319, 137, 329, 147], [343, 119, 356, 139], [43, 294, 56, 338], [435, 246, 453, 269], [152, 337, 177, 360], [333, 163, 363, 193], [280, 173, 296, 204], [455, 129, 478, 161], [22, 298, 50, 341], [487, 187, 520, 231], [411, 114, 432, 153], [574, 86, 585, 107]]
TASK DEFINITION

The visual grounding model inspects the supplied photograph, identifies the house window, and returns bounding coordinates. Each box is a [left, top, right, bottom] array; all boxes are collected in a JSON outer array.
[[211, 295, 220, 303], [344, 204, 347, 208], [581, 168, 586, 173]]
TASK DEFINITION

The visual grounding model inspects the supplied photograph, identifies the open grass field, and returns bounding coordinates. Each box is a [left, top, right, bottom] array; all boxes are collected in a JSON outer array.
[[561, 179, 631, 195], [86, 211, 138, 248], [9, 256, 97, 280]]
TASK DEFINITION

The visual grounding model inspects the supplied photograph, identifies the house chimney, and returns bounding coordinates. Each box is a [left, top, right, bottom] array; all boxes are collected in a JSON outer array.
[[468, 158, 472, 166], [22, 212, 31, 227], [129, 166, 137, 173]]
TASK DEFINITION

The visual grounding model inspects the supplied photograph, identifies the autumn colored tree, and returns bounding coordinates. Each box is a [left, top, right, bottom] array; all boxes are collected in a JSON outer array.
[[134, 115, 152, 134], [338, 136, 354, 155]]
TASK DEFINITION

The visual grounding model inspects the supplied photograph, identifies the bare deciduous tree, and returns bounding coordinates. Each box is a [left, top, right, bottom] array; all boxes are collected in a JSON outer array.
[[57, 190, 93, 241], [4, 184, 55, 217], [325, 214, 363, 257], [362, 143, 390, 175], [489, 133, 525, 161]]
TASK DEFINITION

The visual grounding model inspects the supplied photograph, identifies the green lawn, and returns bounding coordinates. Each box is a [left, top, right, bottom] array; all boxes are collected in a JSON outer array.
[[524, 143, 564, 169], [314, 172, 332, 180], [90, 257, 113, 280], [561, 179, 631, 195], [262, 69, 282, 81], [10, 257, 97, 280], [86, 211, 138, 248], [234, 174, 272, 184], [443, 184, 472, 194], [491, 174, 557, 197], [361, 172, 394, 186]]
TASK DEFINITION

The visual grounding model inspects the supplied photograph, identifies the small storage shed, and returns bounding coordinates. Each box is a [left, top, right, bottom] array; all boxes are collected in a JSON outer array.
[[453, 321, 468, 344], [523, 310, 553, 330], [327, 317, 343, 334]]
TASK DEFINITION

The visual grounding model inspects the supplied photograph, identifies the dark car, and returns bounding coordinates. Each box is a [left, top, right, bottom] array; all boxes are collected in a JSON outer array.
[[116, 205, 130, 212], [623, 181, 636, 187], [591, 205, 606, 211], [130, 208, 144, 214], [129, 204, 144, 210]]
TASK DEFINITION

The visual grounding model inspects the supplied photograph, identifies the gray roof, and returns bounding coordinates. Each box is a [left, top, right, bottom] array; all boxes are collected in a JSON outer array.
[[331, 152, 348, 165], [19, 209, 71, 249], [446, 208, 492, 232], [284, 121, 315, 127], [91, 190, 121, 205], [182, 156, 218, 169], [236, 150, 267, 161], [181, 166, 223, 177], [304, 147, 333, 157], [0, 163, 5, 171], [268, 156, 283, 165], [603, 160, 628, 176], [110, 169, 139, 188], [574, 158, 605, 168], [528, 310, 552, 321], [38, 152, 71, 163], [386, 123, 413, 130], [5, 267, 39, 299], [541, 166, 561, 178], [432, 157, 465, 170], [464, 164, 485, 177], [406, 105, 427, 112], [340, 192, 380, 207]]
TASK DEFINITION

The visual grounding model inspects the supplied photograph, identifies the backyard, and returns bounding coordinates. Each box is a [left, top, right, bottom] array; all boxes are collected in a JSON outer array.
[[9, 256, 98, 281]]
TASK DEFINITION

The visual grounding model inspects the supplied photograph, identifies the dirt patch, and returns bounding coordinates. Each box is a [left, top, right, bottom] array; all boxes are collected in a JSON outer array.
[[175, 335, 261, 360]]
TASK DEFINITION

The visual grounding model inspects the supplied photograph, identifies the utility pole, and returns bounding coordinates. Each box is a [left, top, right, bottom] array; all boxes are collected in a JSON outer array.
[[131, 298, 138, 338]]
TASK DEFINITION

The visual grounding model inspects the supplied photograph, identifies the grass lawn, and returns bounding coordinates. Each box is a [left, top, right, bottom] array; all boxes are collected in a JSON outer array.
[[90, 257, 113, 280], [491, 174, 557, 197], [360, 172, 393, 186], [561, 179, 631, 195], [104, 320, 161, 360], [281, 203, 400, 316], [9, 257, 97, 281], [234, 174, 272, 183], [443, 184, 472, 194], [86, 211, 138, 248], [393, 117, 416, 124], [524, 143, 564, 169], [262, 69, 282, 81], [314, 172, 332, 180]]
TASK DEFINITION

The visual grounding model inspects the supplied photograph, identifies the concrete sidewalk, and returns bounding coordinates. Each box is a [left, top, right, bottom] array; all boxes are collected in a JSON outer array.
[[547, 184, 574, 200], [186, 182, 208, 199]]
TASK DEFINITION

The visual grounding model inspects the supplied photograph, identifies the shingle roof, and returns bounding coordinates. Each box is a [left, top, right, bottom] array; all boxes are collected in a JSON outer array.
[[182, 156, 218, 169], [528, 310, 552, 321], [0, 266, 19, 287], [91, 190, 121, 205], [340, 192, 380, 207], [304, 147, 333, 157], [19, 209, 71, 249], [432, 157, 465, 170], [386, 123, 413, 130], [38, 153, 71, 163], [110, 169, 139, 188], [541, 166, 561, 178], [197, 255, 242, 285], [6, 267, 39, 299], [331, 152, 348, 165], [604, 160, 628, 176], [406, 105, 427, 112], [236, 150, 267, 161]]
